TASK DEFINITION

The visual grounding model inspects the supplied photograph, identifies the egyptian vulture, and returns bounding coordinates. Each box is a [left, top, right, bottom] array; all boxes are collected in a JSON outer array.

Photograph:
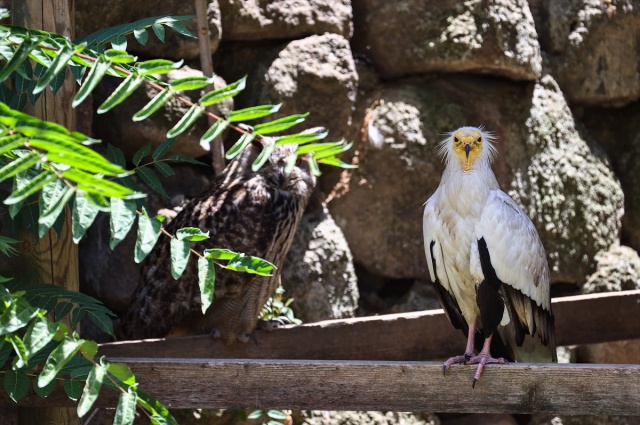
[[423, 126, 556, 387]]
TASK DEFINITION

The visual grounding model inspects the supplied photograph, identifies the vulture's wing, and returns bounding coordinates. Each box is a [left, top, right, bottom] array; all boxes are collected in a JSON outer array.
[[473, 189, 556, 362], [423, 192, 469, 334]]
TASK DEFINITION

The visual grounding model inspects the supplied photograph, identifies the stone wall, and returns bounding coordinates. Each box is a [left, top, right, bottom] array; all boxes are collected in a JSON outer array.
[[78, 1, 639, 422]]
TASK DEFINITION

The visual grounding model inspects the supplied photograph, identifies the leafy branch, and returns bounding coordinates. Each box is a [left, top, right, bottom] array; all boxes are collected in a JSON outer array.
[[0, 282, 178, 424], [0, 14, 355, 174]]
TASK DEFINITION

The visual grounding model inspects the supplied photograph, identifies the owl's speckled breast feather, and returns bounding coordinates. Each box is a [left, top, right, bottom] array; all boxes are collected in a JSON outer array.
[[118, 142, 315, 344]]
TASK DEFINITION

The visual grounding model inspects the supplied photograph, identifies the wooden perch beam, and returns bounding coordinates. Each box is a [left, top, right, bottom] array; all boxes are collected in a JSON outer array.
[[100, 290, 640, 360], [2, 361, 640, 415]]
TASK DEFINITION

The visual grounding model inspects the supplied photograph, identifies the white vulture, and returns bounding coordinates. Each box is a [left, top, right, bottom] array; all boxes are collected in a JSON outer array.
[[423, 126, 556, 387]]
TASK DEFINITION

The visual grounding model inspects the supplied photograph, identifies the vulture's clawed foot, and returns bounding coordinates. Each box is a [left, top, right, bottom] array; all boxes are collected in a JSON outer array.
[[467, 352, 508, 388], [257, 316, 292, 331], [442, 352, 474, 375]]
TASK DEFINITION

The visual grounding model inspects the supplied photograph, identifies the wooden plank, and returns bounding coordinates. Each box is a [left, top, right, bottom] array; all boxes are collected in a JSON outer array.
[[99, 290, 640, 360], [2, 360, 639, 415]]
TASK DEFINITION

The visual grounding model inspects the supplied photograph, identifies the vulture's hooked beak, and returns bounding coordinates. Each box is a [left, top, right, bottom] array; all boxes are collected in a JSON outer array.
[[464, 144, 471, 159]]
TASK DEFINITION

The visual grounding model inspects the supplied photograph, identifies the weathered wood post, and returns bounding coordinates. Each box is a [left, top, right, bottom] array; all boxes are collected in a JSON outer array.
[[11, 0, 80, 423]]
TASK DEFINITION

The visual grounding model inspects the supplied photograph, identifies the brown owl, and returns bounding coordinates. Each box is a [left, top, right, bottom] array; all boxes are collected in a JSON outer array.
[[118, 140, 316, 344]]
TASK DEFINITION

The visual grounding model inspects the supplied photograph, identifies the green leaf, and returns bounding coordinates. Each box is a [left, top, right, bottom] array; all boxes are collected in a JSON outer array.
[[0, 134, 24, 155], [71, 307, 87, 326], [251, 143, 275, 172], [19, 316, 58, 368], [136, 59, 183, 76], [176, 227, 209, 242], [114, 391, 137, 425], [228, 104, 281, 122], [166, 104, 203, 138], [87, 310, 115, 337], [38, 180, 74, 238], [202, 248, 236, 260], [3, 171, 57, 205], [97, 73, 144, 113], [133, 87, 174, 121], [109, 198, 137, 249], [200, 119, 229, 150], [0, 35, 44, 83], [0, 339, 11, 369], [77, 364, 106, 417], [38, 338, 83, 388], [151, 24, 166, 42], [104, 49, 137, 64], [169, 238, 190, 280], [132, 144, 151, 166], [8, 333, 28, 368], [136, 389, 178, 425], [72, 193, 100, 243], [0, 151, 41, 183], [153, 161, 175, 177], [29, 139, 126, 175], [164, 19, 196, 38], [166, 153, 207, 166], [308, 155, 320, 176], [54, 301, 74, 322], [33, 378, 57, 398], [135, 208, 163, 263], [33, 41, 77, 95], [62, 169, 139, 199], [111, 35, 127, 51], [310, 141, 353, 160], [107, 144, 126, 167], [317, 157, 357, 169], [137, 166, 169, 198], [170, 76, 213, 92], [152, 138, 175, 160], [226, 254, 276, 276], [197, 257, 215, 314], [247, 410, 264, 419], [72, 55, 112, 108], [4, 370, 30, 402], [267, 410, 289, 420], [0, 298, 39, 335], [296, 140, 350, 155], [76, 15, 194, 48], [107, 363, 135, 387], [285, 153, 297, 175], [63, 378, 84, 402], [199, 76, 247, 107], [133, 27, 149, 45], [275, 128, 328, 145], [253, 113, 308, 135], [225, 132, 255, 160], [80, 339, 99, 360]]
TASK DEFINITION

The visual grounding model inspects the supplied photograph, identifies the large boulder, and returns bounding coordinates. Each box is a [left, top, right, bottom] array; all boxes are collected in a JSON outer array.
[[282, 204, 359, 323], [532, 0, 640, 106], [581, 103, 640, 252], [76, 0, 222, 60], [92, 66, 232, 160], [352, 0, 542, 80], [329, 74, 623, 284], [219, 0, 352, 40], [216, 33, 358, 141]]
